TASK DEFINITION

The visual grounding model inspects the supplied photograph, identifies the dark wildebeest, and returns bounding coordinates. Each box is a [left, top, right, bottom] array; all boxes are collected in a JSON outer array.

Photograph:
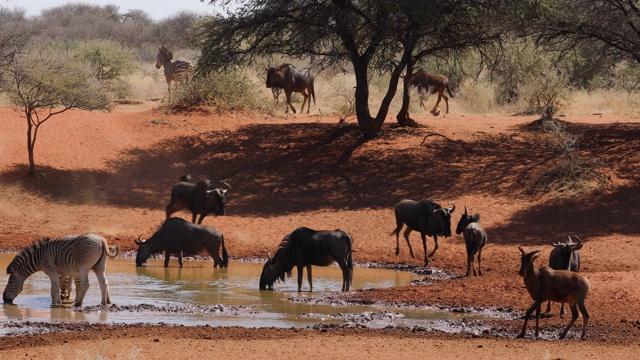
[[390, 199, 455, 265], [265, 64, 316, 114], [165, 175, 231, 224], [517, 246, 590, 340], [259, 227, 353, 292], [409, 68, 454, 115], [545, 235, 583, 317], [455, 206, 488, 276], [135, 218, 228, 268]]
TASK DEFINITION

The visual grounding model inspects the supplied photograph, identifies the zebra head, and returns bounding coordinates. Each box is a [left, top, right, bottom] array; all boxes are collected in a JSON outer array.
[[3, 264, 26, 304]]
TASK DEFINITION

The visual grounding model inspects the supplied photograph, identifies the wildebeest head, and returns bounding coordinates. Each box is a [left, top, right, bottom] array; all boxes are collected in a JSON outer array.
[[550, 235, 583, 270], [206, 187, 228, 216], [134, 236, 158, 267], [429, 203, 455, 237], [259, 253, 286, 290], [265, 65, 285, 89], [455, 205, 480, 235]]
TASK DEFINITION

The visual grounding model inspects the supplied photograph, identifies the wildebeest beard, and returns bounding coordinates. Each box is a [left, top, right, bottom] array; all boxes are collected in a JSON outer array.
[[260, 237, 295, 289]]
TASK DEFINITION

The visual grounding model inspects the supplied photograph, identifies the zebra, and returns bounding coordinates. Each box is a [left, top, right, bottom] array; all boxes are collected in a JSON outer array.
[[3, 233, 119, 307], [156, 45, 194, 95]]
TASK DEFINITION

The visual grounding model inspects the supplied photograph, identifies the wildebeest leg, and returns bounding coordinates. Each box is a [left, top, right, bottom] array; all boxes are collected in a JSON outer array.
[[336, 259, 351, 292], [431, 89, 443, 114], [164, 250, 172, 267], [297, 264, 305, 291], [393, 221, 404, 255], [306, 264, 313, 292], [477, 246, 483, 276], [196, 213, 207, 224], [545, 300, 552, 314], [299, 91, 308, 114], [466, 254, 473, 276], [178, 251, 183, 268], [285, 90, 296, 114], [428, 235, 439, 257], [560, 302, 566, 318], [420, 233, 429, 265], [442, 93, 449, 114], [48, 273, 62, 306], [403, 228, 415, 258]]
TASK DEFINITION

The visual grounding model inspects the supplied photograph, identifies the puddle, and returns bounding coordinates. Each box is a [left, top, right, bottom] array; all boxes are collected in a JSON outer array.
[[0, 254, 505, 335]]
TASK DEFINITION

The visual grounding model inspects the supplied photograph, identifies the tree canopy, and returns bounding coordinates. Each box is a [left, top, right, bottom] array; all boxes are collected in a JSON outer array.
[[197, 0, 545, 136]]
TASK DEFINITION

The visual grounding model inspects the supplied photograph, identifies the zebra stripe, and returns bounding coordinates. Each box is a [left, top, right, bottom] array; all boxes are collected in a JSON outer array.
[[156, 46, 194, 93], [3, 233, 119, 307]]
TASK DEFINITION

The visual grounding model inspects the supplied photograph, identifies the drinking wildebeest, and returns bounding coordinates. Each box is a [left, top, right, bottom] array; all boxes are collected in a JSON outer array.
[[517, 246, 590, 340], [259, 227, 353, 292], [265, 64, 316, 114], [3, 234, 119, 307], [165, 175, 231, 224], [135, 218, 228, 268], [546, 235, 583, 317], [390, 198, 455, 265], [455, 206, 487, 276], [409, 68, 454, 115]]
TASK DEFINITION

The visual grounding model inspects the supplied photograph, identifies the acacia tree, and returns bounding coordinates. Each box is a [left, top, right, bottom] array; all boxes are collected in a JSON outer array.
[[0, 46, 112, 176], [197, 0, 541, 136]]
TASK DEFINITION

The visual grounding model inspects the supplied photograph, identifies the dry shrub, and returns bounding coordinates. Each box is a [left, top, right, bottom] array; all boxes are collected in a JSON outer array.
[[527, 119, 609, 196]]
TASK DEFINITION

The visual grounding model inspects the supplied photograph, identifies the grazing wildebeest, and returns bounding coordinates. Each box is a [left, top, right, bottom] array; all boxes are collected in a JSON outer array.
[[156, 45, 194, 95], [265, 64, 316, 114], [390, 199, 456, 265], [409, 68, 454, 115], [165, 176, 231, 224], [259, 227, 353, 292], [135, 217, 228, 268], [546, 235, 583, 317], [455, 206, 488, 276], [517, 246, 590, 340], [3, 234, 119, 307]]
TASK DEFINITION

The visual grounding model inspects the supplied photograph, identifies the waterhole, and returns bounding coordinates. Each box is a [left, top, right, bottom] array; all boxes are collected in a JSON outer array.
[[0, 254, 496, 334]]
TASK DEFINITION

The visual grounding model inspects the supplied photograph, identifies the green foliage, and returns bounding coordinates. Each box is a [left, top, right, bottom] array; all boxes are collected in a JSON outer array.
[[167, 70, 263, 113], [72, 40, 135, 99]]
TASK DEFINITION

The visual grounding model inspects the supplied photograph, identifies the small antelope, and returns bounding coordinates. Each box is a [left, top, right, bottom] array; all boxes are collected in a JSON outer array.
[[517, 246, 590, 340]]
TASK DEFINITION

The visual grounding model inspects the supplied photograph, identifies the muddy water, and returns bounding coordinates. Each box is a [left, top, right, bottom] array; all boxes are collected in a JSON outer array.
[[0, 254, 494, 334]]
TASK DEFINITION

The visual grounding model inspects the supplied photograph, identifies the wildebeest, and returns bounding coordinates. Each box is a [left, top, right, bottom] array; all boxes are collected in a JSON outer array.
[[156, 45, 194, 95], [259, 227, 353, 292], [265, 64, 316, 114], [455, 206, 488, 276], [3, 234, 119, 307], [517, 246, 590, 340], [165, 175, 231, 224], [390, 199, 456, 265], [546, 235, 583, 317], [409, 68, 454, 115], [135, 217, 228, 268]]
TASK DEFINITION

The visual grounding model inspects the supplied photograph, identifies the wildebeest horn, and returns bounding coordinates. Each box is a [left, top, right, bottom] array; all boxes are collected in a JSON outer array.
[[267, 252, 272, 261], [569, 235, 582, 247], [222, 182, 231, 190], [449, 203, 456, 213], [464, 205, 468, 215], [134, 235, 144, 245], [518, 245, 525, 254]]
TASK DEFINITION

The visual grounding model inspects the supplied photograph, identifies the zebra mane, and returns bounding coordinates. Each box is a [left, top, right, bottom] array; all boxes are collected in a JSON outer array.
[[7, 237, 58, 276], [159, 46, 173, 61]]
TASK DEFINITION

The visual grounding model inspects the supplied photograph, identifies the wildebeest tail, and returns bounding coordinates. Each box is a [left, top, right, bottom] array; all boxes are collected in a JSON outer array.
[[347, 233, 354, 286], [311, 80, 316, 105], [446, 84, 454, 98], [221, 234, 229, 268]]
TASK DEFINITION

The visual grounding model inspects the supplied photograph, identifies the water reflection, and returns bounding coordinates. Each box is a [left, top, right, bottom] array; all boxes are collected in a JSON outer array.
[[0, 253, 434, 329]]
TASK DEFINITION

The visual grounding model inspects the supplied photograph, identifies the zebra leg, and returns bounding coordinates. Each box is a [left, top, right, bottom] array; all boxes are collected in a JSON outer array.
[[73, 271, 91, 307], [94, 268, 111, 306], [48, 274, 62, 306]]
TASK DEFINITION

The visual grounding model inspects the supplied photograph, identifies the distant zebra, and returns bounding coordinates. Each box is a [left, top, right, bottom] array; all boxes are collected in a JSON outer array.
[[3, 233, 119, 307], [156, 45, 194, 94]]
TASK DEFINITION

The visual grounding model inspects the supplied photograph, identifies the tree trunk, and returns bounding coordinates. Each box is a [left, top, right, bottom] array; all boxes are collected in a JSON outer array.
[[352, 58, 379, 138], [26, 119, 36, 177], [396, 61, 419, 127]]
